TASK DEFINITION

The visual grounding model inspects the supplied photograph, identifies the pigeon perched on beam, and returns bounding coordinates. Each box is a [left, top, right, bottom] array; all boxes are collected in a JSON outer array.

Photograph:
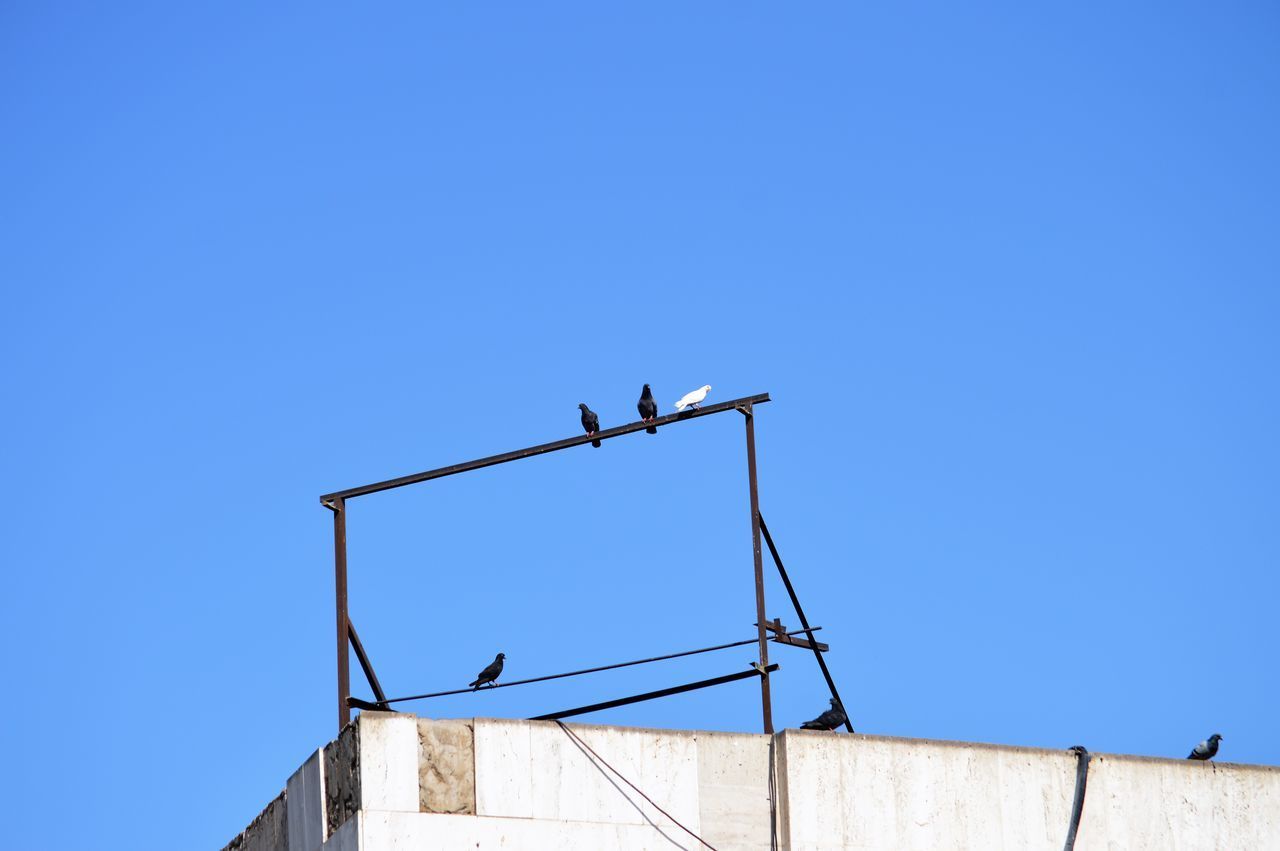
[[1187, 733, 1222, 761], [469, 653, 505, 689], [637, 384, 658, 434], [578, 403, 601, 447], [800, 698, 847, 731], [674, 384, 711, 411]]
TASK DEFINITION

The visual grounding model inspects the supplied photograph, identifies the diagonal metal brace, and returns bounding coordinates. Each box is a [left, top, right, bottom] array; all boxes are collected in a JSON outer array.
[[348, 619, 388, 705], [758, 513, 854, 733]]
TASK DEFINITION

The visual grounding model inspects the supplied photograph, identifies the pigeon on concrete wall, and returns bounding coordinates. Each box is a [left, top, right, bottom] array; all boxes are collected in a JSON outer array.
[[1187, 733, 1222, 760], [469, 653, 505, 689], [637, 384, 658, 434], [800, 698, 847, 731], [674, 384, 711, 411], [578, 403, 601, 447]]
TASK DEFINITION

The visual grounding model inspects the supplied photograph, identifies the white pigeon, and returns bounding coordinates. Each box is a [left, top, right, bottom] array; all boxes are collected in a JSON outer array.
[[674, 384, 712, 411]]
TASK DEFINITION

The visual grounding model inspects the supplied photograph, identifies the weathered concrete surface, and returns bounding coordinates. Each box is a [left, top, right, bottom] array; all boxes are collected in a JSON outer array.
[[229, 715, 1280, 851], [355, 712, 418, 814], [322, 722, 359, 838], [696, 728, 774, 849], [357, 810, 702, 850], [286, 749, 326, 851], [474, 718, 702, 831], [320, 812, 359, 851], [222, 789, 287, 851], [417, 718, 475, 814], [1073, 753, 1280, 851], [778, 731, 1078, 850]]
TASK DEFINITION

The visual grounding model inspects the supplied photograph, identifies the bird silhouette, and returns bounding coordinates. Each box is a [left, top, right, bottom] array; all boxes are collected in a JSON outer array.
[[469, 653, 505, 689], [637, 384, 658, 434], [578, 403, 601, 447]]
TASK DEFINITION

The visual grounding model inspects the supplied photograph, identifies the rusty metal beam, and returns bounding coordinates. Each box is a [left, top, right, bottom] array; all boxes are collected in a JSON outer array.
[[320, 393, 770, 505], [348, 619, 388, 705], [530, 664, 780, 722], [326, 497, 351, 729], [742, 404, 774, 734]]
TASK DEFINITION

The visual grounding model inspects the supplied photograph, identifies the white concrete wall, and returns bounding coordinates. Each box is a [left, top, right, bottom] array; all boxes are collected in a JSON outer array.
[[229, 713, 1280, 851]]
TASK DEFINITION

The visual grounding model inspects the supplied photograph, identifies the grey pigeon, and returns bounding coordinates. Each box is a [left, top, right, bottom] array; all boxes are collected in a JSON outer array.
[[1187, 733, 1222, 761], [578, 403, 601, 448], [637, 384, 658, 434], [469, 653, 505, 689], [800, 698, 847, 731]]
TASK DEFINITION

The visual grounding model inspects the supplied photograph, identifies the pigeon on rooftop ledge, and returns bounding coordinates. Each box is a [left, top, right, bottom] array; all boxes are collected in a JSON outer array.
[[800, 698, 848, 731], [1187, 733, 1222, 760]]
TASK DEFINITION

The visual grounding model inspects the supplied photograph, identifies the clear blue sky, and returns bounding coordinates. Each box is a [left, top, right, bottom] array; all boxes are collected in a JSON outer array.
[[3, 3, 1278, 848]]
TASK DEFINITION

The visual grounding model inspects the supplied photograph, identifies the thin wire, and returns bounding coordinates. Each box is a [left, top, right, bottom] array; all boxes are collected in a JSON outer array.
[[768, 734, 779, 851], [369, 628, 821, 706], [555, 721, 719, 851]]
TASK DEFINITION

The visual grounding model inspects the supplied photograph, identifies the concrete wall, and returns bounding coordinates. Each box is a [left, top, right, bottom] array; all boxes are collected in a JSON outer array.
[[225, 713, 1280, 851]]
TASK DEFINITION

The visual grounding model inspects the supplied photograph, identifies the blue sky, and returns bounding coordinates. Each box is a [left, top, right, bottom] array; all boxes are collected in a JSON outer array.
[[3, 2, 1278, 848]]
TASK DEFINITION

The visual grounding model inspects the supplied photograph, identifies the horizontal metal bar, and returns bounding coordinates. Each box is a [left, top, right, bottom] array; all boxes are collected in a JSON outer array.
[[346, 627, 817, 708], [530, 664, 780, 721], [773, 635, 829, 652], [348, 697, 393, 712], [320, 392, 771, 503]]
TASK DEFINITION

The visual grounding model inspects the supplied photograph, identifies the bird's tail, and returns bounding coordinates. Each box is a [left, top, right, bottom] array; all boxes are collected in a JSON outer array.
[[800, 721, 822, 730], [645, 425, 657, 435], [591, 438, 601, 448]]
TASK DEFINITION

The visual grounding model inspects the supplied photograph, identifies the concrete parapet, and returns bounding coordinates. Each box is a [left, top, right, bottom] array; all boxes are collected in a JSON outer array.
[[225, 714, 1280, 851]]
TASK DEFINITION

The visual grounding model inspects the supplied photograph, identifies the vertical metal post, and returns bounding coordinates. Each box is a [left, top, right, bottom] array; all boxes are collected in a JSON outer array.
[[331, 497, 351, 730], [743, 405, 773, 734]]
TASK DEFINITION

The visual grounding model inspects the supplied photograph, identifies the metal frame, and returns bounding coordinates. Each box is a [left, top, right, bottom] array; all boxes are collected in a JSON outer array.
[[319, 391, 838, 734]]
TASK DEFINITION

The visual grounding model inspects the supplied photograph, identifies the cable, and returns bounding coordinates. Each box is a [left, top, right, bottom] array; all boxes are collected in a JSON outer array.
[[361, 628, 821, 707], [555, 721, 718, 851], [767, 734, 779, 851], [1063, 746, 1091, 851]]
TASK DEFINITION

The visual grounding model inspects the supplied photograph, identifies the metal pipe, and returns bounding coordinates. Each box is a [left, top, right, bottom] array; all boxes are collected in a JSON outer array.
[[328, 497, 351, 730], [758, 514, 853, 732], [743, 406, 774, 734], [1063, 746, 1091, 851], [530, 664, 780, 721], [320, 393, 771, 504]]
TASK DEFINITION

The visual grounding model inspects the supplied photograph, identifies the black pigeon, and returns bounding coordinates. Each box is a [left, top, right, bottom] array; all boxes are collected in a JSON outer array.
[[637, 384, 658, 434], [578, 403, 601, 448], [1187, 733, 1222, 761], [469, 653, 505, 689], [800, 698, 848, 731]]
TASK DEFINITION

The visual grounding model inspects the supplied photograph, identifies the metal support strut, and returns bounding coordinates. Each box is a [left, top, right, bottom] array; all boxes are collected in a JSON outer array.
[[326, 497, 351, 729], [742, 403, 774, 734], [759, 513, 853, 732], [321, 392, 774, 733]]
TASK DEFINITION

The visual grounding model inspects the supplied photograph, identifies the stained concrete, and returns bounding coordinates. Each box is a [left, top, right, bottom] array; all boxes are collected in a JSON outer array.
[[417, 718, 475, 815], [322, 721, 359, 838], [226, 714, 1280, 851], [222, 789, 287, 851]]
